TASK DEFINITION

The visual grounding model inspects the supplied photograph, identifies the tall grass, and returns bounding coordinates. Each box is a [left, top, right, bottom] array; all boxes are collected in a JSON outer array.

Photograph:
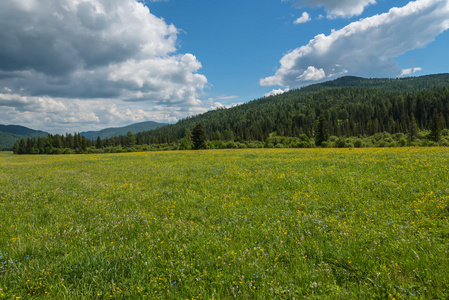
[[0, 148, 448, 299]]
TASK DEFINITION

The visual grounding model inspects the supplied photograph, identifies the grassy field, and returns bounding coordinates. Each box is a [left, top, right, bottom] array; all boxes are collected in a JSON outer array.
[[0, 148, 448, 299]]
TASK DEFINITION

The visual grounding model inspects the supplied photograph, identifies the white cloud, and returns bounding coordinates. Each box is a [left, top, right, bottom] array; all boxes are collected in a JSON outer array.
[[289, 0, 377, 18], [0, 0, 209, 132], [0, 91, 228, 133], [294, 12, 311, 24], [297, 66, 326, 81], [264, 88, 290, 97], [401, 67, 423, 76], [217, 95, 239, 100], [262, 0, 449, 88]]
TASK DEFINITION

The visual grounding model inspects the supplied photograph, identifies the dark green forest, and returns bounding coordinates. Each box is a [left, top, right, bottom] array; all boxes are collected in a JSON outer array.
[[0, 125, 48, 150], [13, 74, 449, 154]]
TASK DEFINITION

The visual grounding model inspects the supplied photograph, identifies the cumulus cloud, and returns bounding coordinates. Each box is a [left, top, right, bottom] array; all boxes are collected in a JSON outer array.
[[262, 0, 449, 89], [401, 67, 423, 76], [289, 0, 377, 18], [294, 12, 311, 24], [264, 88, 290, 97], [0, 0, 210, 132], [0, 91, 224, 133]]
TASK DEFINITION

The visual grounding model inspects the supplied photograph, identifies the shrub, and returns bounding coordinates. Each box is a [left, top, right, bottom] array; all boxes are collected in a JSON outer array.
[[335, 137, 347, 148], [299, 134, 310, 142], [226, 141, 237, 149], [354, 139, 363, 148], [377, 140, 387, 147], [398, 138, 407, 147], [329, 136, 338, 142]]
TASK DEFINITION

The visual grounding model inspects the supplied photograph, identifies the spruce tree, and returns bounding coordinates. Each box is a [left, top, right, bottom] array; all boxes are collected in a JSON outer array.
[[192, 123, 207, 150], [96, 136, 103, 148], [408, 113, 418, 144], [315, 114, 329, 147], [12, 141, 20, 154], [429, 108, 441, 142], [124, 131, 136, 147]]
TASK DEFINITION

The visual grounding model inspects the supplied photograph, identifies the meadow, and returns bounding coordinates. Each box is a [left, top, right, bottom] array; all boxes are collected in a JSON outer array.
[[0, 148, 448, 299]]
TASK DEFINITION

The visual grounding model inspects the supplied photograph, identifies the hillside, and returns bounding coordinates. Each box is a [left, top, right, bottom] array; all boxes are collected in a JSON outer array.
[[136, 73, 449, 144], [81, 121, 167, 140], [299, 73, 449, 93], [0, 125, 48, 149]]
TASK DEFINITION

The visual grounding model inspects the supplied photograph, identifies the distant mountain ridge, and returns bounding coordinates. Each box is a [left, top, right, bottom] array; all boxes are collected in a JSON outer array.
[[0, 125, 48, 149], [81, 121, 167, 140], [1, 121, 167, 150]]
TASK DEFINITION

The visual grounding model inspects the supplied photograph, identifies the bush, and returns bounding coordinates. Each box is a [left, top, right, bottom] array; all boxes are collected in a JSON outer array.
[[63, 148, 74, 154], [226, 141, 237, 149], [373, 133, 384, 141], [354, 139, 363, 148], [235, 142, 247, 149], [388, 141, 398, 147], [394, 133, 406, 140], [299, 134, 310, 142], [51, 148, 63, 155], [377, 140, 387, 147], [439, 139, 449, 147], [418, 130, 429, 140], [335, 137, 347, 148], [398, 138, 407, 147], [320, 141, 331, 148], [329, 136, 338, 142], [179, 138, 191, 150]]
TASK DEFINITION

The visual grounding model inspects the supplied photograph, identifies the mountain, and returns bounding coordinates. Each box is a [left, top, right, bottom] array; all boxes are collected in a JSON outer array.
[[299, 73, 449, 93], [81, 121, 167, 140], [0, 125, 49, 150], [135, 73, 449, 144]]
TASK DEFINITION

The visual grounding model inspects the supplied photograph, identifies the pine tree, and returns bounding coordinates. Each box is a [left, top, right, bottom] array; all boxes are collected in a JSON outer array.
[[81, 136, 88, 152], [124, 131, 136, 147], [96, 136, 103, 148], [408, 113, 418, 144], [12, 141, 20, 154], [192, 123, 207, 150], [315, 114, 329, 147], [429, 108, 441, 142]]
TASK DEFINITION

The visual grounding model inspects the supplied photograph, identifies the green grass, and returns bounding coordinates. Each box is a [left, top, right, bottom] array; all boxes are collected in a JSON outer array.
[[0, 148, 448, 299]]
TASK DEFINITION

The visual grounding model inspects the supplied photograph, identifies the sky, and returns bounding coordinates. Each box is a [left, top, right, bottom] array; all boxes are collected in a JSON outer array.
[[0, 0, 448, 134]]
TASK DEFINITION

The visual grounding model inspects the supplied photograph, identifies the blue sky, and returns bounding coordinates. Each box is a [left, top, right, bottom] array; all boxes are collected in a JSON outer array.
[[147, 0, 432, 103], [0, 0, 448, 133]]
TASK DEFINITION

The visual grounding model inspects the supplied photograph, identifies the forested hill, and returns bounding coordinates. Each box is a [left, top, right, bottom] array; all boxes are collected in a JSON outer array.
[[136, 74, 449, 144], [0, 125, 48, 150], [299, 73, 449, 93], [81, 121, 167, 140]]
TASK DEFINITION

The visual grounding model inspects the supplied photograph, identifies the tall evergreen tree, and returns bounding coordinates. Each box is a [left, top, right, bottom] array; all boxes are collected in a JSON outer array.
[[315, 114, 329, 146], [124, 131, 136, 147], [96, 136, 103, 148], [408, 113, 418, 144], [81, 136, 88, 152], [192, 123, 207, 150], [12, 141, 20, 154], [429, 108, 441, 142]]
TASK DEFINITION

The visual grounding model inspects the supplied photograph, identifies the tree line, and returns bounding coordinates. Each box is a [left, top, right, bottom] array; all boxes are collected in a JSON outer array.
[[13, 79, 449, 154], [134, 86, 449, 144]]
